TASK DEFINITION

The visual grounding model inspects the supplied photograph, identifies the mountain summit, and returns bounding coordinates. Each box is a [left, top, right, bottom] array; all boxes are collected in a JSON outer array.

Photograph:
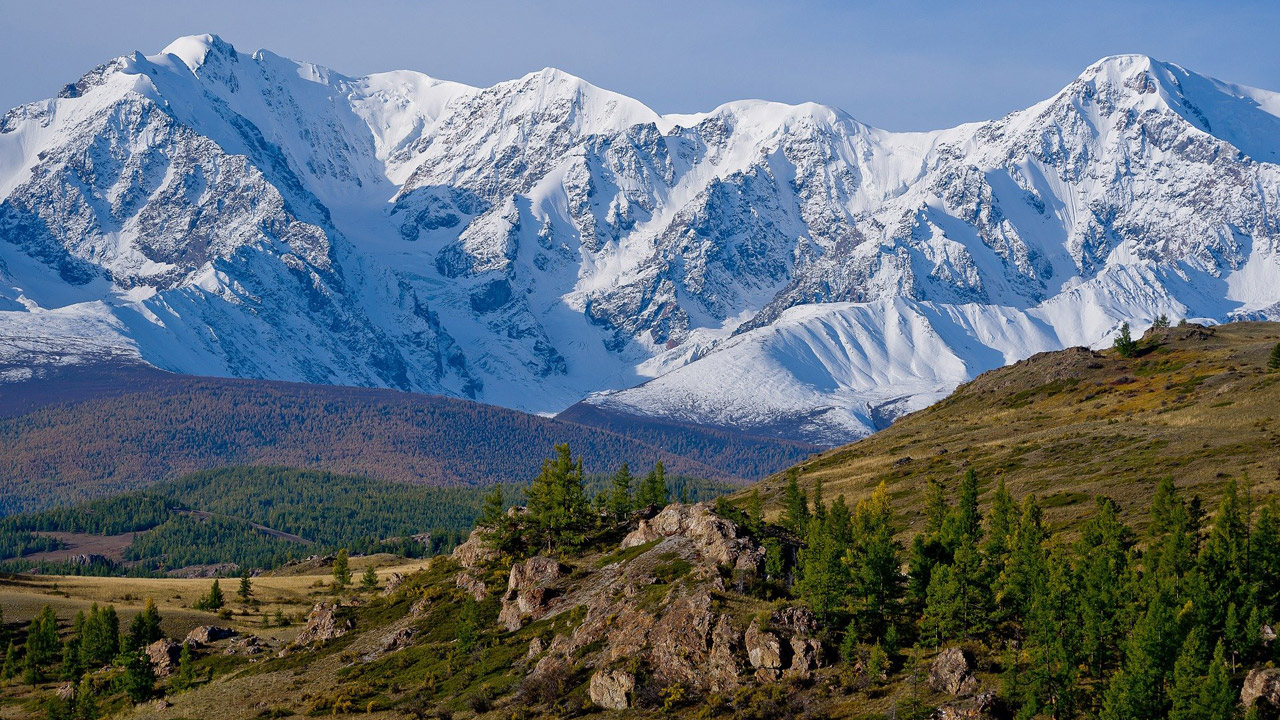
[[1, 36, 1277, 443]]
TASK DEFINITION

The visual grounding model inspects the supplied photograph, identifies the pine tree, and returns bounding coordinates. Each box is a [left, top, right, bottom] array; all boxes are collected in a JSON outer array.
[[982, 477, 1017, 571], [1170, 627, 1208, 720], [1114, 322, 1138, 358], [746, 489, 764, 533], [457, 598, 480, 654], [994, 495, 1047, 623], [23, 604, 59, 684], [196, 579, 226, 610], [1198, 640, 1236, 720], [172, 643, 197, 691], [126, 598, 163, 651], [924, 478, 948, 537], [333, 550, 351, 588], [1269, 342, 1280, 371], [846, 482, 902, 641], [1021, 545, 1082, 719], [1074, 496, 1133, 681], [78, 604, 119, 669], [527, 444, 591, 551], [636, 460, 669, 511], [121, 649, 155, 703], [1099, 589, 1179, 720], [74, 676, 100, 719], [782, 470, 810, 535], [941, 469, 982, 548], [238, 569, 254, 603], [361, 565, 380, 591], [1, 640, 19, 680], [607, 463, 634, 518], [798, 499, 849, 624], [479, 485, 505, 527]]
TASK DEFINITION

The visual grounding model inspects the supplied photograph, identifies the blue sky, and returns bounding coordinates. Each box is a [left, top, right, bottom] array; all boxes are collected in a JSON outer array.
[[2, 0, 1278, 130]]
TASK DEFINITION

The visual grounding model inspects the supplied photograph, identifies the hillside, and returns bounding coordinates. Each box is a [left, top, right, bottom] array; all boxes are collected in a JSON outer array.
[[750, 321, 1280, 531], [0, 363, 815, 515]]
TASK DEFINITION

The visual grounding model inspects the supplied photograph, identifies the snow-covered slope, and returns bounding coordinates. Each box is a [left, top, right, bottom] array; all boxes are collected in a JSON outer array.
[[1, 38, 1278, 444]]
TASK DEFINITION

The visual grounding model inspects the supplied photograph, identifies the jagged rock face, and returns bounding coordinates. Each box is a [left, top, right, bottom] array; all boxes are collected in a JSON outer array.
[[589, 669, 635, 710], [498, 556, 565, 631], [931, 647, 978, 696], [1242, 667, 1280, 710], [451, 527, 498, 569], [744, 607, 823, 681], [455, 570, 487, 601], [4, 38, 1279, 444], [146, 640, 182, 676], [291, 602, 353, 647], [621, 502, 763, 570]]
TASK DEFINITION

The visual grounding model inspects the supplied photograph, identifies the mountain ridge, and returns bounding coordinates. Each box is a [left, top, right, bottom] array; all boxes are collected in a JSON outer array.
[[2, 35, 1278, 443]]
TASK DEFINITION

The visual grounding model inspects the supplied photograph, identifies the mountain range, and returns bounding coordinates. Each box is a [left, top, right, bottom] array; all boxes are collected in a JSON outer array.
[[2, 34, 1278, 444]]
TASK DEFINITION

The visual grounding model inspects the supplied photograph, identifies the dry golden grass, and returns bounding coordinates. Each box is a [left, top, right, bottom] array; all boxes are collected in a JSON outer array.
[[745, 321, 1280, 535], [0, 554, 432, 643]]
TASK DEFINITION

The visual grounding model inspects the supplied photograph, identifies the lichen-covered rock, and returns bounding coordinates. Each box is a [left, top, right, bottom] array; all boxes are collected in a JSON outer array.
[[185, 626, 236, 646], [931, 647, 978, 696], [455, 570, 487, 601], [745, 620, 784, 681], [1242, 667, 1280, 709], [452, 527, 498, 569], [621, 503, 762, 571], [292, 602, 353, 647], [589, 669, 635, 710], [498, 556, 565, 631], [146, 639, 182, 676], [744, 607, 823, 681]]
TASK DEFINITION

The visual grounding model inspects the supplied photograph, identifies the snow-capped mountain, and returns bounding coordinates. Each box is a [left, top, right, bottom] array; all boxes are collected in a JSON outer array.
[[2, 36, 1278, 444]]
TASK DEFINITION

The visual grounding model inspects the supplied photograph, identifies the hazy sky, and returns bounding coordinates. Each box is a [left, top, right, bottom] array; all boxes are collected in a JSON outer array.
[[3, 0, 1279, 131]]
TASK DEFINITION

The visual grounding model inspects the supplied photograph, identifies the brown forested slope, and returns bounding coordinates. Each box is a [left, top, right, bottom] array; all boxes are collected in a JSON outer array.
[[748, 321, 1280, 533], [0, 363, 816, 515]]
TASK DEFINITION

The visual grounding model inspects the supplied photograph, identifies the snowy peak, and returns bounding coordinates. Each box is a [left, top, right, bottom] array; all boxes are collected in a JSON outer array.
[[1, 38, 1278, 445]]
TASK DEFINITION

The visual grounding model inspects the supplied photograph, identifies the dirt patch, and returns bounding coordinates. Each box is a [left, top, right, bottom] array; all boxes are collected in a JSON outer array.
[[24, 531, 134, 563]]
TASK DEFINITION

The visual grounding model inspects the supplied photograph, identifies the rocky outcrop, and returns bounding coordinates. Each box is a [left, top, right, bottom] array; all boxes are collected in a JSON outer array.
[[646, 591, 742, 692], [455, 571, 488, 601], [383, 572, 406, 595], [1242, 667, 1280, 710], [185, 626, 236, 646], [931, 647, 978, 696], [498, 556, 565, 631], [936, 692, 995, 720], [452, 527, 498, 569], [146, 639, 182, 676], [744, 607, 823, 681], [621, 503, 763, 571], [292, 602, 353, 647], [589, 669, 635, 710]]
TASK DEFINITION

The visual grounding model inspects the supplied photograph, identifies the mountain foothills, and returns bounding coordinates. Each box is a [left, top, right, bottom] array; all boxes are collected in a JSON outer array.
[[0, 362, 811, 516], [2, 35, 1279, 443], [0, 323, 1277, 719]]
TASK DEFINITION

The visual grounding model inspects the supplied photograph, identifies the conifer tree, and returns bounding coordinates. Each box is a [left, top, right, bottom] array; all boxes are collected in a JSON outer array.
[[196, 579, 226, 610], [1021, 545, 1082, 719], [1198, 640, 1237, 720], [1269, 342, 1280, 371], [23, 604, 59, 684], [1, 640, 19, 680], [1100, 589, 1179, 720], [846, 482, 902, 641], [78, 604, 119, 668], [527, 443, 591, 551], [942, 469, 982, 548], [172, 643, 197, 691], [332, 550, 351, 588], [238, 569, 254, 603], [1169, 627, 1208, 720], [479, 485, 505, 528], [994, 495, 1047, 622], [782, 470, 810, 535], [1251, 501, 1280, 610], [361, 565, 380, 591], [982, 477, 1017, 572], [126, 598, 163, 651], [924, 478, 948, 537], [746, 489, 764, 533], [607, 463, 634, 518], [1114, 322, 1138, 358], [1074, 496, 1133, 680], [635, 460, 669, 510], [74, 676, 99, 719], [121, 649, 155, 703]]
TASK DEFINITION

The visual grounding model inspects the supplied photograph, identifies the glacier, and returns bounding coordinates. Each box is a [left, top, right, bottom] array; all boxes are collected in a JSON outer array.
[[1, 36, 1278, 444]]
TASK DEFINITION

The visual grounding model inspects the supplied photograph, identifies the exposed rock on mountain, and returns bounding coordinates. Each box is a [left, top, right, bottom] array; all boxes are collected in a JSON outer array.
[[3, 37, 1279, 443]]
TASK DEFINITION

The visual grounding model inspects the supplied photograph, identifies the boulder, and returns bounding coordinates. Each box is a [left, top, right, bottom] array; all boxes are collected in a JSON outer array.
[[936, 691, 995, 720], [1242, 667, 1280, 710], [744, 608, 823, 681], [451, 527, 498, 569], [930, 647, 978, 696], [185, 625, 236, 646], [380, 626, 416, 654], [621, 503, 761, 570], [292, 602, 353, 646], [788, 636, 824, 677], [589, 669, 635, 710], [498, 556, 564, 631], [225, 635, 266, 656], [146, 639, 182, 676]]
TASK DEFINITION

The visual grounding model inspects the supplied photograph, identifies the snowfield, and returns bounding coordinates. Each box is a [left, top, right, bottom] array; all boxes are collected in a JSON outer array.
[[1, 37, 1278, 443]]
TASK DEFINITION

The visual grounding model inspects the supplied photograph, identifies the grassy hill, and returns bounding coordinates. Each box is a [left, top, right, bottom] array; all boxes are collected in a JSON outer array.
[[0, 363, 816, 515], [748, 321, 1280, 533]]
